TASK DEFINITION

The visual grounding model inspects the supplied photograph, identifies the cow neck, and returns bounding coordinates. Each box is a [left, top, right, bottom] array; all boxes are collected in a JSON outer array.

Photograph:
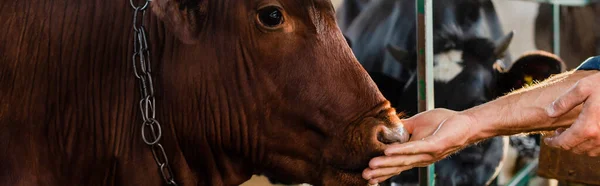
[[149, 18, 264, 186]]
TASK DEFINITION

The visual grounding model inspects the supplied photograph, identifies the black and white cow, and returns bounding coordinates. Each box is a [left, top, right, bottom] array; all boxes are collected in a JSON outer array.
[[341, 0, 493, 83], [336, 0, 566, 185], [383, 35, 565, 186]]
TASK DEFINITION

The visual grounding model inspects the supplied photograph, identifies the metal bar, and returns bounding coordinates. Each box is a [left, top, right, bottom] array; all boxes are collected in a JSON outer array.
[[416, 0, 426, 113], [553, 1, 561, 56], [507, 159, 539, 186], [425, 0, 435, 112], [417, 0, 435, 185]]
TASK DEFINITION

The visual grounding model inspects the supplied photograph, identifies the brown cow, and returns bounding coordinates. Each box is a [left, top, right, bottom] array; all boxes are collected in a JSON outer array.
[[535, 3, 600, 69], [0, 0, 409, 185]]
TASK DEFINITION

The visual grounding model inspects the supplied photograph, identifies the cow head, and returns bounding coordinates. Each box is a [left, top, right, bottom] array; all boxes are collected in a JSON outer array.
[[150, 0, 408, 185], [494, 51, 566, 95], [435, 0, 485, 34], [388, 31, 563, 112], [385, 32, 514, 114]]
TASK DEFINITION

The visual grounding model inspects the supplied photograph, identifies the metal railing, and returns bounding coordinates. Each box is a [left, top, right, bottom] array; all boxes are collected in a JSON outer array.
[[415, 0, 435, 184]]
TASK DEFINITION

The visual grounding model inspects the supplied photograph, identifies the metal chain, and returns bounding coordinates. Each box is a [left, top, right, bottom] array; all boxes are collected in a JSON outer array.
[[130, 0, 178, 185]]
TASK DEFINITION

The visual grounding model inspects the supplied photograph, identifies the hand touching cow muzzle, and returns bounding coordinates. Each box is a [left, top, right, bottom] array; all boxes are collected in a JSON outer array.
[[362, 109, 477, 185]]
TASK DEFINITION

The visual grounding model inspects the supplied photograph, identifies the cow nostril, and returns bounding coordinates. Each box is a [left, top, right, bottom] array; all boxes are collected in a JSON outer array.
[[377, 125, 410, 145]]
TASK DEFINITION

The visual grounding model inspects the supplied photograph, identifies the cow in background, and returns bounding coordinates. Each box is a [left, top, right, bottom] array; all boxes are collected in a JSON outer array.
[[336, 0, 371, 32], [381, 45, 565, 186], [336, 0, 566, 185], [342, 0, 497, 83], [338, 0, 510, 184], [535, 3, 600, 69]]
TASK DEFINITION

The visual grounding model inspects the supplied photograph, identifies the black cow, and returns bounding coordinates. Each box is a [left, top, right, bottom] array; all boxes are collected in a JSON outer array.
[[375, 33, 513, 186], [383, 35, 564, 186], [336, 0, 371, 32], [342, 0, 493, 83], [339, 0, 509, 183], [337, 0, 566, 185]]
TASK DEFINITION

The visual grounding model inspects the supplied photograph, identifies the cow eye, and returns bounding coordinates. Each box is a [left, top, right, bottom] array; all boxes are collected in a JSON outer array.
[[257, 6, 284, 28]]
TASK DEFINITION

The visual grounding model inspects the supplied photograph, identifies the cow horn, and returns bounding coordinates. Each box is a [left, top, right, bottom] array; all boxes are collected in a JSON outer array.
[[493, 31, 514, 58]]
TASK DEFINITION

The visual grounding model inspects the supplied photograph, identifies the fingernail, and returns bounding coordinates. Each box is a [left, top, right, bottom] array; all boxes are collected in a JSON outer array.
[[370, 164, 378, 169], [556, 128, 566, 135], [369, 179, 379, 185]]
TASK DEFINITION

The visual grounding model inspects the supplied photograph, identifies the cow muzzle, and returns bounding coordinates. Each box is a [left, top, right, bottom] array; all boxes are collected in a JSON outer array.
[[371, 107, 410, 145], [376, 123, 410, 144]]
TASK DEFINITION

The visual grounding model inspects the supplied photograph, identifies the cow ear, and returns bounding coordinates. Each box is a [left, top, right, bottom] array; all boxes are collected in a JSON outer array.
[[152, 0, 207, 44], [493, 31, 514, 59], [496, 51, 566, 95], [386, 44, 413, 69]]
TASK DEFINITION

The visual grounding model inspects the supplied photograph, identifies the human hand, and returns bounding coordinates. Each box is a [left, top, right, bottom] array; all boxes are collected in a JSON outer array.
[[362, 109, 477, 184], [545, 72, 600, 156]]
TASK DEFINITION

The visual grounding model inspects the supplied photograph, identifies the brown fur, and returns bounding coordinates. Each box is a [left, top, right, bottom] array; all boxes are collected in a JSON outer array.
[[0, 0, 407, 185], [535, 3, 600, 69]]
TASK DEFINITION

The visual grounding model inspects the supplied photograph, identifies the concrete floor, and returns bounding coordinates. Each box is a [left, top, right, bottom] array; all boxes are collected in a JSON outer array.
[[241, 1, 540, 185]]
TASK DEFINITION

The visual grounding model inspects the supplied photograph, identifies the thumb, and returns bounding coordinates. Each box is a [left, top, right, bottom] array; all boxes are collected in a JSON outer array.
[[401, 117, 419, 134], [544, 127, 584, 150], [546, 83, 589, 117]]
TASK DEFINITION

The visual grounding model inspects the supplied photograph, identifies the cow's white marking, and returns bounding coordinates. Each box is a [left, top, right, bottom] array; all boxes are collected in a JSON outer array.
[[434, 50, 464, 82]]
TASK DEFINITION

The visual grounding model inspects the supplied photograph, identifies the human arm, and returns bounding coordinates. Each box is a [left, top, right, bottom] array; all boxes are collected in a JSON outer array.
[[362, 57, 600, 184], [477, 57, 600, 154], [464, 70, 591, 141]]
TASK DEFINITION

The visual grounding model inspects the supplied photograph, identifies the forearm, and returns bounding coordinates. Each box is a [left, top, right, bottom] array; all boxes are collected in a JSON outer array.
[[464, 70, 597, 142]]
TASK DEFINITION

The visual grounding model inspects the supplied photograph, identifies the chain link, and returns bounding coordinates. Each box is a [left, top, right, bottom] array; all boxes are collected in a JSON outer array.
[[130, 0, 178, 185]]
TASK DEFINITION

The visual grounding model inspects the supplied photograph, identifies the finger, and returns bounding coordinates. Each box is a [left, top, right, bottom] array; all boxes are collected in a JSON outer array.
[[402, 109, 453, 133], [384, 136, 442, 156], [555, 128, 567, 135], [400, 118, 417, 134], [585, 146, 600, 157], [545, 127, 587, 151], [363, 166, 413, 181], [401, 113, 431, 133], [571, 139, 596, 155], [369, 154, 434, 169], [546, 96, 600, 150], [546, 81, 590, 117], [367, 165, 425, 185], [544, 128, 567, 139], [368, 175, 394, 185], [368, 163, 431, 184]]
